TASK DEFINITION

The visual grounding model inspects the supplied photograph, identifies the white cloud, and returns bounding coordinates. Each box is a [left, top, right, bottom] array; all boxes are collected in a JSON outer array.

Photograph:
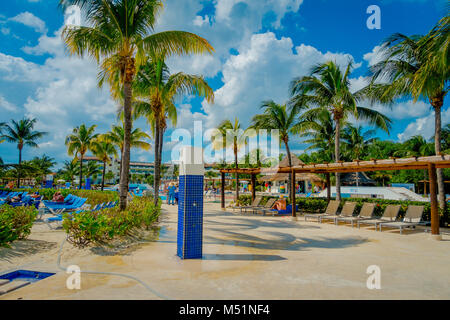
[[0, 95, 17, 112], [192, 32, 361, 130], [363, 45, 384, 67], [9, 12, 47, 34], [397, 108, 450, 141]]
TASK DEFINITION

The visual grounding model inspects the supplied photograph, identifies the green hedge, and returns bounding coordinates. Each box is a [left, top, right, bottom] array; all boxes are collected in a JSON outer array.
[[62, 197, 161, 248], [0, 188, 118, 206], [238, 195, 449, 225], [0, 205, 37, 247]]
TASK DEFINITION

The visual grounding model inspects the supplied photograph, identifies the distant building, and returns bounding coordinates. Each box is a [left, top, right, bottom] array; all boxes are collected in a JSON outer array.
[[78, 156, 218, 185]]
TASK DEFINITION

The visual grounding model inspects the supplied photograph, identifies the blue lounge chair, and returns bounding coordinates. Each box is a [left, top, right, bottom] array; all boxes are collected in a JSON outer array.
[[44, 198, 87, 214]]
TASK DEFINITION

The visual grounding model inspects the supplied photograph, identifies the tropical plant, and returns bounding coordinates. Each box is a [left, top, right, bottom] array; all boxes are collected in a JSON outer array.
[[60, 160, 78, 185], [0, 118, 47, 188], [82, 161, 102, 183], [296, 109, 337, 163], [102, 124, 151, 176], [368, 21, 449, 209], [341, 125, 378, 161], [65, 124, 99, 189], [92, 139, 118, 191], [291, 60, 391, 201], [251, 101, 302, 206], [214, 118, 250, 202], [131, 56, 214, 205], [60, 0, 213, 210]]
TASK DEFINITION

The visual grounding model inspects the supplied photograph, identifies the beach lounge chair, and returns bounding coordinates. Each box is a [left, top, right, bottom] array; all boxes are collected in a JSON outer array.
[[44, 198, 87, 215], [357, 205, 400, 229], [252, 198, 277, 215], [336, 202, 375, 228], [321, 202, 357, 224], [304, 200, 340, 222], [379, 205, 424, 234]]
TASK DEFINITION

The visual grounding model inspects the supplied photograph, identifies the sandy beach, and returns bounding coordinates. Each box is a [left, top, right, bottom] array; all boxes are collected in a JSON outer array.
[[1, 202, 449, 300]]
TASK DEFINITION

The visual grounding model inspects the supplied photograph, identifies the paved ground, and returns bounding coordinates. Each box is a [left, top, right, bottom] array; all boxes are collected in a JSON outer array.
[[1, 203, 449, 300]]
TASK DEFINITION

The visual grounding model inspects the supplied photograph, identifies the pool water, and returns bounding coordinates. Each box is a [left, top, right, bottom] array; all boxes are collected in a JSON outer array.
[[0, 270, 55, 283]]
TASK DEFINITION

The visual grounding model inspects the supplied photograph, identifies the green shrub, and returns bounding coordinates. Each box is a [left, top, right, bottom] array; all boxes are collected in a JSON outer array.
[[0, 188, 118, 206], [0, 205, 37, 247], [62, 197, 161, 248]]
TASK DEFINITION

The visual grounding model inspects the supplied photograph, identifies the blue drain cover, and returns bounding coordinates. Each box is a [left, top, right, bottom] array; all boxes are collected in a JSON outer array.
[[0, 270, 55, 283]]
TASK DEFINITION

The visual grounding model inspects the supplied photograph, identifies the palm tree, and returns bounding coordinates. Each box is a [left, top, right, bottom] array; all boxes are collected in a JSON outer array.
[[132, 56, 214, 205], [0, 118, 47, 188], [65, 124, 99, 189], [368, 24, 449, 209], [92, 139, 118, 191], [291, 60, 391, 201], [295, 109, 337, 163], [341, 125, 378, 161], [214, 118, 249, 202], [60, 0, 214, 210], [102, 124, 151, 178], [61, 160, 78, 185], [80, 161, 102, 185], [251, 101, 301, 207]]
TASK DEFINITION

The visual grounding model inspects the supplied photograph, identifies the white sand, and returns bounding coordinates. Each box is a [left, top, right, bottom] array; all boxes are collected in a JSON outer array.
[[1, 203, 449, 300]]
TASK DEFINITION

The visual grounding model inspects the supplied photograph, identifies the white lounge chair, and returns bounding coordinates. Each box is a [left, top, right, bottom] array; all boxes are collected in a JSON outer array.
[[321, 202, 357, 224], [379, 205, 424, 234], [357, 205, 400, 230], [336, 203, 376, 228], [304, 200, 340, 222]]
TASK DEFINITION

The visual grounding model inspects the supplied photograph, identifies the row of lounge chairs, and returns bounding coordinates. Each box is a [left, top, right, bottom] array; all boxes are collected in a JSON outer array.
[[304, 200, 425, 234], [43, 194, 88, 214], [46, 200, 119, 224], [230, 196, 296, 216], [0, 192, 43, 208]]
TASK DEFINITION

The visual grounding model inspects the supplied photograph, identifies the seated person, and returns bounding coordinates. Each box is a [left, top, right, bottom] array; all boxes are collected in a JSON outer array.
[[11, 194, 23, 203], [272, 197, 287, 211], [30, 192, 40, 199], [52, 191, 65, 203]]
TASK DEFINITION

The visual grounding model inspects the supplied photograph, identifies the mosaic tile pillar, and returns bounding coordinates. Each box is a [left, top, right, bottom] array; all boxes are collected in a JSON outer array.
[[177, 147, 204, 259]]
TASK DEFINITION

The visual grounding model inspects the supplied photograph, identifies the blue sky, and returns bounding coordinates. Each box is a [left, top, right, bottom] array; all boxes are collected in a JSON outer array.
[[0, 0, 448, 168]]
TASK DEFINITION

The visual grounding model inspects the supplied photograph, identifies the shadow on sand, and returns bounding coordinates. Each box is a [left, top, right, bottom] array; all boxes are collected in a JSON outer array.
[[0, 239, 57, 263], [202, 253, 287, 261]]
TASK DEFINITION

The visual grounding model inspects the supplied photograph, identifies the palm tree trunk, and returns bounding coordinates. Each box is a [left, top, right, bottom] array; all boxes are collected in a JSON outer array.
[[153, 117, 161, 206], [284, 140, 293, 206], [101, 161, 106, 191], [234, 144, 239, 202], [17, 146, 22, 188], [335, 119, 341, 202], [433, 101, 446, 215], [120, 81, 133, 210], [79, 154, 83, 190]]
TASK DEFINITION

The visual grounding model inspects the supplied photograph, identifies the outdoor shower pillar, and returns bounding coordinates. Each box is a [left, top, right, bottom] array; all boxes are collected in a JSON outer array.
[[177, 146, 205, 259], [428, 163, 440, 238]]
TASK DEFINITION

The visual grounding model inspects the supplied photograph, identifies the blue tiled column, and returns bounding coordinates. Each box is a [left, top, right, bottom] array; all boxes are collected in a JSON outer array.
[[177, 147, 205, 260]]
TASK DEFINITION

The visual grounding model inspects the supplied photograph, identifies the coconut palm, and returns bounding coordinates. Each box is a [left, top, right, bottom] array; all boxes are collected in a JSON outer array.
[[251, 101, 302, 208], [368, 23, 449, 209], [291, 60, 391, 201], [65, 124, 99, 189], [82, 161, 102, 184], [214, 118, 249, 202], [92, 139, 118, 191], [60, 0, 214, 210], [61, 160, 78, 185], [341, 125, 378, 161], [102, 124, 151, 177], [131, 56, 214, 204], [0, 118, 47, 188], [295, 109, 337, 163]]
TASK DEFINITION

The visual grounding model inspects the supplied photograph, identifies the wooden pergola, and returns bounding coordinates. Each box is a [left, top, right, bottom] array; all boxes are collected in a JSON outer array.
[[220, 155, 450, 236]]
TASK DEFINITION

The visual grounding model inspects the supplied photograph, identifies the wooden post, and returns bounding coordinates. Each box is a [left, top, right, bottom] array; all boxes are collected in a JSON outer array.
[[428, 163, 440, 236], [251, 174, 256, 203], [326, 173, 331, 203], [221, 171, 225, 210], [292, 170, 296, 218]]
